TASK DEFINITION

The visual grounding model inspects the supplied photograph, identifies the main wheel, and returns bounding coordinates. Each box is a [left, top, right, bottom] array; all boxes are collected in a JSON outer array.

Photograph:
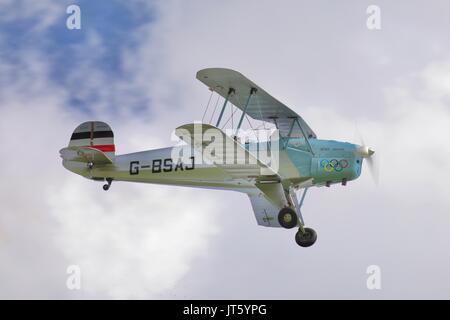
[[103, 184, 110, 191], [295, 228, 317, 247], [278, 208, 298, 229]]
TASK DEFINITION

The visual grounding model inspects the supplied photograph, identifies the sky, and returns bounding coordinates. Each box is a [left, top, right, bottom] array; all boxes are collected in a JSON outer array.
[[0, 0, 449, 299]]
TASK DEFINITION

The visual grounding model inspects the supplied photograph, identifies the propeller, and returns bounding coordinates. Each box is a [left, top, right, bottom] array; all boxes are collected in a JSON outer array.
[[354, 124, 379, 185]]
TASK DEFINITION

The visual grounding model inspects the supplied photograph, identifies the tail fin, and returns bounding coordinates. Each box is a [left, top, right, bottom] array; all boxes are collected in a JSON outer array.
[[68, 121, 115, 161]]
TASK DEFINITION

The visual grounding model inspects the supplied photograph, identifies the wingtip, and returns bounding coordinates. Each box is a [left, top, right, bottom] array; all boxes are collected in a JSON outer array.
[[196, 67, 243, 80]]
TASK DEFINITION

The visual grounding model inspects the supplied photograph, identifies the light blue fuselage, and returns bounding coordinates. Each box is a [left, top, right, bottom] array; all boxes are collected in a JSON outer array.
[[246, 137, 362, 187]]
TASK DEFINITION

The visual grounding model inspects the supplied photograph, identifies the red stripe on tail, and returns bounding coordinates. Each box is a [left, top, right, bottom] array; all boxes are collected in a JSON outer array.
[[81, 144, 116, 152]]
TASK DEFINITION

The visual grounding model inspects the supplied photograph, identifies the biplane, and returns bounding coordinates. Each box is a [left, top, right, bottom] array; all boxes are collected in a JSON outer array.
[[60, 68, 375, 247]]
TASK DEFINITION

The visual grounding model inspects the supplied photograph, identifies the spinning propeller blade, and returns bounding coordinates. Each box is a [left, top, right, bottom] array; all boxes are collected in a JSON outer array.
[[354, 124, 379, 185]]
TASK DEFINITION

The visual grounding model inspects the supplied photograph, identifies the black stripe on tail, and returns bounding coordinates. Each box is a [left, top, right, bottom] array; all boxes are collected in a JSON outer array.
[[71, 131, 114, 140]]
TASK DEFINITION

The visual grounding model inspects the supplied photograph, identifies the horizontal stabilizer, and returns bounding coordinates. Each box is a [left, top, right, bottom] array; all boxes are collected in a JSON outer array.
[[60, 146, 114, 165]]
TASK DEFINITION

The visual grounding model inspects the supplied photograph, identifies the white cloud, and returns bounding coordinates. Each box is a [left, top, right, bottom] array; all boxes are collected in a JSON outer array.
[[47, 180, 218, 299], [0, 28, 219, 299]]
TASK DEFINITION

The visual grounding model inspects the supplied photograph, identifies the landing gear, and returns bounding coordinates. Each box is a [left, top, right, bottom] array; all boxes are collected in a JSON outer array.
[[278, 208, 298, 229], [295, 227, 317, 247], [287, 187, 318, 248], [103, 178, 113, 191]]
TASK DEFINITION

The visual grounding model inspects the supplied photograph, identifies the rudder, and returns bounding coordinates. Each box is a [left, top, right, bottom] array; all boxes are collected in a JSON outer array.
[[69, 121, 115, 161]]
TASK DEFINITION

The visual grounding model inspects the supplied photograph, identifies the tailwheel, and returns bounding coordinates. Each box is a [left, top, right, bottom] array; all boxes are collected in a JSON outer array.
[[278, 208, 298, 229], [295, 227, 317, 247], [103, 178, 113, 191]]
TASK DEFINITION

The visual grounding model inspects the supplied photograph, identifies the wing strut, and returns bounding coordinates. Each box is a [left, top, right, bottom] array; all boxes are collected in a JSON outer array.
[[283, 118, 296, 148], [215, 87, 235, 127], [283, 117, 315, 155], [234, 87, 257, 136]]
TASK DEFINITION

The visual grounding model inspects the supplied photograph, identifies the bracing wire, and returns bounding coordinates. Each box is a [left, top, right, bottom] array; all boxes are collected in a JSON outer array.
[[245, 115, 254, 130], [221, 105, 239, 130], [209, 94, 221, 124], [201, 90, 214, 123], [255, 94, 267, 130]]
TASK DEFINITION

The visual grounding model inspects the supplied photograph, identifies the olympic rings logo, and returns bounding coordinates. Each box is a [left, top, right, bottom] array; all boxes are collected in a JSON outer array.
[[320, 159, 349, 172]]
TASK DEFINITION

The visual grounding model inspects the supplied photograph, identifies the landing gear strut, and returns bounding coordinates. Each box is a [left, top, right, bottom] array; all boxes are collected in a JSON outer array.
[[284, 187, 318, 247], [103, 178, 113, 191]]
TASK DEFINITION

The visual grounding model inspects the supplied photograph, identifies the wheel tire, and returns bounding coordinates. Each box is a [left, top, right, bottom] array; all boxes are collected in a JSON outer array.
[[103, 184, 110, 191], [295, 228, 317, 247], [278, 208, 298, 229]]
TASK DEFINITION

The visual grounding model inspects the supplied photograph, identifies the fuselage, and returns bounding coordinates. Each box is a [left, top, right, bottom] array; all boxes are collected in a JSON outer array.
[[63, 138, 363, 192]]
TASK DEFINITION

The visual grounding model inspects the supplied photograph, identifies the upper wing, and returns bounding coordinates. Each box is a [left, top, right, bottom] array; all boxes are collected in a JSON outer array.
[[60, 146, 114, 165], [196, 68, 317, 139]]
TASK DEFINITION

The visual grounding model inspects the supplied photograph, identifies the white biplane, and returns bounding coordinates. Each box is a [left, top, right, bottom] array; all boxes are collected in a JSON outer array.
[[60, 68, 375, 247]]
